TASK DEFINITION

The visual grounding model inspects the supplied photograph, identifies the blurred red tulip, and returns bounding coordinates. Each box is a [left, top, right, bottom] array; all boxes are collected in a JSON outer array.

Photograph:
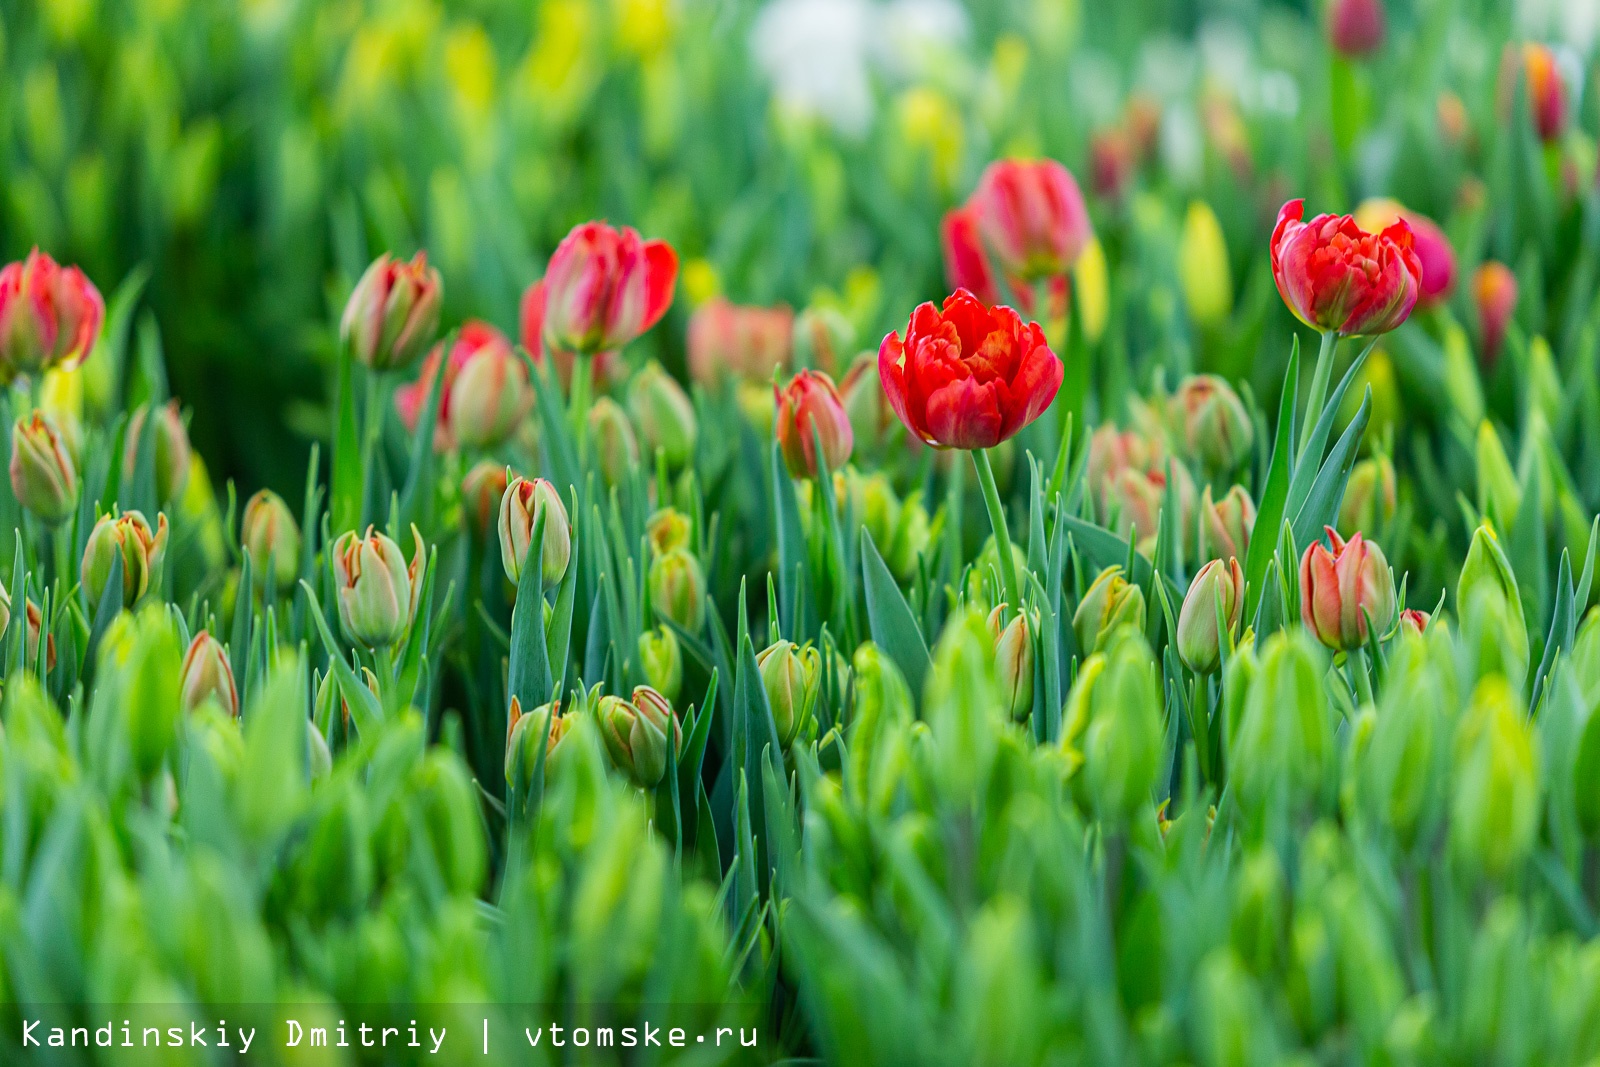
[[1353, 199, 1456, 308], [775, 369, 853, 478], [1499, 43, 1568, 143], [1270, 198, 1422, 336], [1472, 261, 1518, 369], [967, 159, 1092, 281], [1327, 0, 1385, 58], [688, 297, 794, 386], [0, 249, 104, 380], [395, 320, 516, 451], [541, 221, 678, 355], [878, 289, 1061, 450]]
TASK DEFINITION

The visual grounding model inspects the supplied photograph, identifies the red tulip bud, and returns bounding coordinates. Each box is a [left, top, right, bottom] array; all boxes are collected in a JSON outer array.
[[688, 298, 793, 387], [10, 411, 78, 525], [1399, 608, 1430, 636], [396, 321, 517, 452], [1473, 261, 1518, 369], [967, 159, 1092, 280], [341, 251, 441, 371], [775, 370, 853, 479], [541, 221, 678, 355], [0, 249, 104, 380], [1499, 43, 1568, 144], [181, 630, 238, 717], [1299, 527, 1396, 650], [460, 462, 511, 538], [1327, 0, 1385, 58]]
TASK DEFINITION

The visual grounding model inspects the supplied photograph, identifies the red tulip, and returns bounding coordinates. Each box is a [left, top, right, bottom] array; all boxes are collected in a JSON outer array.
[[967, 159, 1092, 281], [1090, 129, 1135, 201], [1299, 527, 1396, 651], [775, 370, 853, 478], [1473, 261, 1518, 369], [940, 208, 1068, 320], [519, 278, 615, 391], [395, 320, 515, 452], [1270, 199, 1423, 336], [1499, 43, 1568, 143], [541, 221, 678, 355], [688, 297, 794, 386], [1353, 199, 1456, 308], [1327, 0, 1385, 58], [341, 251, 441, 371], [0, 249, 104, 380], [878, 289, 1062, 450]]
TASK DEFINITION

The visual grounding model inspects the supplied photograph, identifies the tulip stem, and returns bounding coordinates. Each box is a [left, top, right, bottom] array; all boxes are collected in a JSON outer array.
[[972, 448, 1020, 622], [569, 352, 593, 463], [1349, 647, 1374, 706], [1298, 330, 1338, 459]]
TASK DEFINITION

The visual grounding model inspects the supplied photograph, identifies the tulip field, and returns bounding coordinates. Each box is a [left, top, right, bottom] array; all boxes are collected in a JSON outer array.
[[11, 0, 1600, 1062]]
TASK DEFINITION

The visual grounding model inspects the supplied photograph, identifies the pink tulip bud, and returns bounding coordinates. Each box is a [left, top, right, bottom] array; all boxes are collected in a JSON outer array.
[[1399, 608, 1430, 636], [1299, 527, 1397, 651], [448, 330, 532, 451], [541, 221, 678, 356], [123, 400, 192, 505], [1327, 0, 1385, 58], [775, 370, 853, 479], [967, 159, 1092, 281], [341, 251, 442, 371], [0, 249, 104, 380], [395, 321, 517, 452]]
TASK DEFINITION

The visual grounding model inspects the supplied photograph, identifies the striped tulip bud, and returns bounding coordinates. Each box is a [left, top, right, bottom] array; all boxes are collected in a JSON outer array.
[[756, 639, 820, 747], [638, 625, 683, 702], [1200, 484, 1256, 563], [0, 249, 104, 380], [123, 400, 191, 505], [459, 462, 511, 539], [1299, 527, 1396, 651], [1073, 565, 1146, 655], [598, 685, 682, 789], [646, 507, 692, 557], [341, 251, 442, 371], [9, 410, 78, 525], [241, 489, 302, 591], [775, 370, 853, 479], [331, 525, 424, 649], [627, 360, 697, 469], [1177, 557, 1244, 675], [1170, 375, 1253, 473], [498, 476, 571, 590], [1338, 454, 1397, 536], [448, 331, 533, 449], [587, 397, 640, 487], [505, 696, 573, 786], [648, 548, 706, 634], [541, 221, 678, 355], [988, 604, 1035, 722], [180, 631, 238, 717], [83, 510, 168, 610]]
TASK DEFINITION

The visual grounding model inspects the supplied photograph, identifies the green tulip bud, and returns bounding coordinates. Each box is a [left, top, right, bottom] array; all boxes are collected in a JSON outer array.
[[987, 604, 1035, 722], [1457, 523, 1528, 689], [1073, 565, 1146, 655], [504, 696, 573, 789], [1450, 676, 1540, 880], [1352, 629, 1454, 848], [598, 685, 682, 788], [646, 507, 692, 556], [9, 411, 78, 525], [1193, 949, 1269, 1067], [123, 400, 192, 505], [82, 509, 169, 610], [756, 639, 820, 747], [627, 360, 697, 469], [888, 490, 932, 581], [1199, 484, 1255, 564], [1177, 557, 1244, 675], [1231, 849, 1286, 975], [846, 642, 914, 812], [648, 547, 706, 634], [924, 606, 1005, 801], [1475, 422, 1522, 530], [331, 525, 424, 649], [180, 630, 238, 718], [791, 304, 855, 373], [98, 606, 184, 783], [587, 396, 640, 487], [241, 488, 302, 591], [1338, 453, 1397, 537], [1062, 629, 1163, 823], [413, 750, 488, 896], [638, 625, 683, 702], [965, 536, 1031, 614], [1178, 200, 1233, 329], [1169, 374, 1253, 473], [1227, 631, 1332, 822], [498, 476, 571, 589]]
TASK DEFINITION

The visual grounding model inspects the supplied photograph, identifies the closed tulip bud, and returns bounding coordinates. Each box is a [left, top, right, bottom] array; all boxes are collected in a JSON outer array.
[[756, 639, 820, 746], [627, 360, 697, 468], [241, 489, 302, 591], [1074, 565, 1147, 655], [1087, 425, 1165, 509], [967, 158, 1092, 280], [1061, 629, 1163, 822], [792, 305, 854, 375], [775, 369, 853, 479], [598, 685, 682, 788], [0, 249, 104, 380], [1231, 850, 1287, 974], [505, 696, 573, 786], [1399, 609, 1430, 636], [447, 331, 533, 449], [1178, 557, 1244, 674], [1354, 631, 1453, 847], [9, 410, 77, 524], [341, 251, 442, 370], [1170, 375, 1253, 473], [331, 525, 424, 649], [82, 510, 168, 610], [1450, 677, 1540, 879], [180, 631, 238, 717], [1105, 462, 1196, 552], [541, 221, 678, 355], [1178, 201, 1234, 328], [498, 476, 571, 589], [587, 397, 640, 486], [1472, 262, 1518, 369], [1499, 42, 1569, 143], [22, 598, 55, 673], [1200, 485, 1255, 563], [1457, 523, 1529, 688], [648, 548, 706, 634], [123, 400, 191, 504], [840, 351, 899, 456], [395, 321, 516, 453], [459, 462, 511, 539], [1228, 631, 1333, 818], [988, 604, 1035, 722], [1089, 128, 1134, 201], [646, 507, 692, 556], [638, 625, 683, 702], [1338, 454, 1397, 536], [1299, 528, 1396, 650], [1327, 0, 1385, 57], [686, 297, 793, 385]]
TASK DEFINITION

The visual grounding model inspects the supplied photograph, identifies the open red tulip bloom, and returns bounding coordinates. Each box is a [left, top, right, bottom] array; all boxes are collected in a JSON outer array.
[[1270, 199, 1423, 336], [878, 288, 1062, 451], [541, 221, 678, 356]]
